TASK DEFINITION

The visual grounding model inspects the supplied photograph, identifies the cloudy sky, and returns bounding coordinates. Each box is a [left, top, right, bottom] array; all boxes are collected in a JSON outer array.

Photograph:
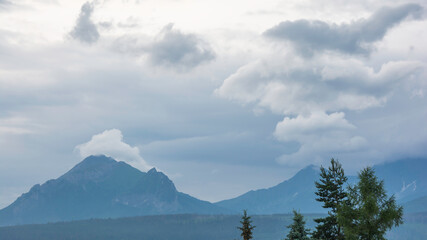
[[0, 0, 426, 208]]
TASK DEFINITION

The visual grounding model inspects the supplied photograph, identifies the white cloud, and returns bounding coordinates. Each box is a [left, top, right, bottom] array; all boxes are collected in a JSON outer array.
[[276, 134, 368, 168], [216, 52, 425, 166], [216, 55, 424, 116], [75, 129, 152, 171], [274, 112, 367, 167], [274, 111, 355, 142]]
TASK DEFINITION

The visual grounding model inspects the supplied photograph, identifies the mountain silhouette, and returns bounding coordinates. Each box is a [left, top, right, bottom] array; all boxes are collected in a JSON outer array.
[[0, 155, 228, 226], [215, 158, 427, 214], [1, 156, 426, 226], [215, 165, 324, 214]]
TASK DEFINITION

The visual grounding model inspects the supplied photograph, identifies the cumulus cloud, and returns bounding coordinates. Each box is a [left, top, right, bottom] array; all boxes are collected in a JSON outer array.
[[111, 23, 215, 70], [276, 133, 368, 168], [274, 112, 367, 167], [274, 112, 355, 142], [147, 23, 215, 69], [70, 1, 100, 44], [217, 56, 423, 115], [75, 129, 152, 171], [264, 3, 423, 55], [216, 53, 425, 166]]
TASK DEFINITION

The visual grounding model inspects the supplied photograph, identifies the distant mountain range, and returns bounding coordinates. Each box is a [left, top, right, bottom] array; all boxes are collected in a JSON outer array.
[[216, 158, 427, 214], [0, 155, 228, 226], [216, 165, 322, 214], [374, 158, 427, 203], [0, 155, 426, 226]]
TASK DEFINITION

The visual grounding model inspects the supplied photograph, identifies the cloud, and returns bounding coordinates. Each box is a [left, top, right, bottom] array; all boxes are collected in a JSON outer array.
[[0, 126, 33, 135], [274, 112, 367, 167], [0, 117, 39, 136], [0, 0, 11, 7], [216, 56, 423, 115], [70, 1, 100, 44], [1, 0, 427, 207], [147, 23, 215, 69], [75, 129, 152, 171], [216, 52, 425, 166], [110, 23, 215, 70], [274, 112, 355, 142], [264, 3, 423, 55]]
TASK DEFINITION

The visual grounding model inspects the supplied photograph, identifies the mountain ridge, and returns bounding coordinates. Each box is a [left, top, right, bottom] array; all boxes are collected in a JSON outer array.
[[215, 158, 427, 214], [0, 155, 229, 226], [1, 156, 426, 226], [215, 165, 323, 214]]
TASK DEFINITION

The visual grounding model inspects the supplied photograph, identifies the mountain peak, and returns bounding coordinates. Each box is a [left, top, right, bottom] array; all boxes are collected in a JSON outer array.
[[77, 155, 116, 168], [59, 155, 124, 183], [0, 155, 226, 226], [304, 164, 318, 171], [292, 164, 318, 178]]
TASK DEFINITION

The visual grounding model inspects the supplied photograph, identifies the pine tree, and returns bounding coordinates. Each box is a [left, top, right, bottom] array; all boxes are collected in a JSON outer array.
[[238, 210, 255, 240], [337, 167, 403, 240], [285, 210, 310, 240], [312, 158, 347, 240]]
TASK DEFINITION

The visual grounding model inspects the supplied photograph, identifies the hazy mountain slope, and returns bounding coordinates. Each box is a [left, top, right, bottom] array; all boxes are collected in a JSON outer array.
[[215, 165, 324, 214], [216, 158, 427, 214], [374, 158, 427, 203], [0, 155, 227, 226], [1, 155, 425, 226], [403, 196, 427, 213]]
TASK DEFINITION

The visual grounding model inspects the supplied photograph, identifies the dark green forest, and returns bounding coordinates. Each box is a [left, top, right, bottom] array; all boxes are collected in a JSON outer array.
[[0, 213, 426, 240]]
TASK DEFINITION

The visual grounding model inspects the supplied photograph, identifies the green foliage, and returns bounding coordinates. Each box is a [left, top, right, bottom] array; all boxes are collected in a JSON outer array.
[[313, 158, 347, 240], [238, 210, 255, 240], [285, 210, 310, 240], [337, 167, 404, 240]]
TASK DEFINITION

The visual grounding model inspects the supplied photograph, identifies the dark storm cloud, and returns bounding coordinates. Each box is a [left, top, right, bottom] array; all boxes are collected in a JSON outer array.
[[264, 3, 423, 55], [148, 24, 215, 69], [70, 1, 99, 44]]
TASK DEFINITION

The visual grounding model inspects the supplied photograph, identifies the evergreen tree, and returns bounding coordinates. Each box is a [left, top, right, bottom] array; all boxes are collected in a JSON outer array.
[[285, 210, 310, 240], [312, 158, 347, 240], [238, 210, 255, 240], [337, 167, 403, 240]]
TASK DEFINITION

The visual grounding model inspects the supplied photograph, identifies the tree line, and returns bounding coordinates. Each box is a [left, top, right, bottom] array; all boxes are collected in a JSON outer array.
[[238, 158, 403, 240]]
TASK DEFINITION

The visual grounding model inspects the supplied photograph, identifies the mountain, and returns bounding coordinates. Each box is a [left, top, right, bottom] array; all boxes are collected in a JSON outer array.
[[215, 158, 427, 214], [215, 165, 324, 214], [403, 196, 427, 213], [1, 155, 426, 226], [0, 155, 228, 226], [374, 158, 427, 203]]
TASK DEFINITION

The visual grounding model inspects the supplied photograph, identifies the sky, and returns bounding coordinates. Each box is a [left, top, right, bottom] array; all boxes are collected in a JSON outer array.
[[0, 0, 426, 208]]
